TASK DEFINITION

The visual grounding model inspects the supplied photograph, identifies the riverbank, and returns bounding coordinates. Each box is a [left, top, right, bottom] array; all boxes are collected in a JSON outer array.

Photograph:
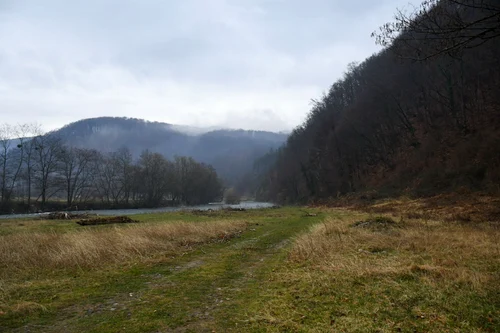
[[1, 203, 498, 332], [0, 201, 275, 220]]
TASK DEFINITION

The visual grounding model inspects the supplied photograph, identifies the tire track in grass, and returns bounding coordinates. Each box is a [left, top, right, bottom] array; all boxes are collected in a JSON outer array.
[[10, 208, 323, 333]]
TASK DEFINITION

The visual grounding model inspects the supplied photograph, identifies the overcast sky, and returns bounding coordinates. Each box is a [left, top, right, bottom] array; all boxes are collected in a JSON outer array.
[[0, 0, 416, 132]]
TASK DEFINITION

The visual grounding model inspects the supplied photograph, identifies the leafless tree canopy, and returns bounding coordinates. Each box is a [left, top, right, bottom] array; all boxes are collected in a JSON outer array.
[[373, 0, 500, 60], [257, 0, 500, 203], [0, 125, 224, 213]]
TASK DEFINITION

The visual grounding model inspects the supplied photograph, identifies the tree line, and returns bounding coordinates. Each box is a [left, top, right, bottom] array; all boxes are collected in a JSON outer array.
[[258, 0, 500, 203], [0, 124, 223, 214]]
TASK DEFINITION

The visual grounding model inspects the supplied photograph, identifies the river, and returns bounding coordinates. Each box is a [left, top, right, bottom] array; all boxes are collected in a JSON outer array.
[[0, 201, 276, 220]]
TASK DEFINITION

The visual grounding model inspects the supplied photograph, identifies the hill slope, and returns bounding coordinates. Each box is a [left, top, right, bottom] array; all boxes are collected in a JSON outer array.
[[260, 0, 500, 203], [53, 117, 287, 184]]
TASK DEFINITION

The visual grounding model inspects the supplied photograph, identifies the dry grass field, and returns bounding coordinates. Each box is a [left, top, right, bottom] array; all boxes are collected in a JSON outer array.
[[0, 200, 498, 332], [0, 221, 245, 276], [252, 212, 499, 331]]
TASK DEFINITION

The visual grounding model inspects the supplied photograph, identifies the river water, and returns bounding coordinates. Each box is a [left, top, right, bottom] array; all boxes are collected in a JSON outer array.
[[0, 201, 276, 220]]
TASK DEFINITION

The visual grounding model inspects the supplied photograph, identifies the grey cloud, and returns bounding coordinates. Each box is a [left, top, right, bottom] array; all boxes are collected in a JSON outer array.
[[0, 0, 417, 132]]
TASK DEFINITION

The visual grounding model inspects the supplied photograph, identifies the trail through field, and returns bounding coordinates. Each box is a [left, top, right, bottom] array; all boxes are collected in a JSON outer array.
[[7, 209, 322, 333]]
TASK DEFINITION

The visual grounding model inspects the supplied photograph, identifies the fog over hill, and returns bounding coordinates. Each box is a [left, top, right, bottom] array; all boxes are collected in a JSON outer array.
[[53, 117, 287, 184]]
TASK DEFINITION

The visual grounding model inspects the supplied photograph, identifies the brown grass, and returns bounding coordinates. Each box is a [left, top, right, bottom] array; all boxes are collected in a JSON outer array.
[[0, 220, 246, 277], [362, 193, 500, 223], [247, 210, 499, 331], [290, 214, 499, 288]]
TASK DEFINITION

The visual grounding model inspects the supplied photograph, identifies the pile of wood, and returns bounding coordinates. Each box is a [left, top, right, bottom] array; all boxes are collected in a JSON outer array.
[[44, 212, 96, 220], [223, 207, 246, 212], [76, 216, 139, 226], [191, 209, 216, 215]]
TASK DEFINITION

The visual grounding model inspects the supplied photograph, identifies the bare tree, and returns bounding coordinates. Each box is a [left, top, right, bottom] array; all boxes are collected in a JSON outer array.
[[373, 0, 500, 60], [111, 148, 133, 204], [32, 134, 64, 209], [0, 124, 34, 211], [0, 124, 16, 211], [136, 150, 173, 207], [20, 124, 43, 209], [93, 150, 129, 205], [59, 146, 100, 207]]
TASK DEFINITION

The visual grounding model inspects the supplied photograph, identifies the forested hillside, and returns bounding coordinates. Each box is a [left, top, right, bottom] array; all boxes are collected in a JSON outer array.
[[55, 117, 286, 185], [258, 0, 500, 203], [0, 125, 224, 213]]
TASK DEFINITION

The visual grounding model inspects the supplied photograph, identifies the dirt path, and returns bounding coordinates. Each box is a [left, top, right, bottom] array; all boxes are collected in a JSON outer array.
[[10, 209, 323, 333], [150, 214, 322, 332]]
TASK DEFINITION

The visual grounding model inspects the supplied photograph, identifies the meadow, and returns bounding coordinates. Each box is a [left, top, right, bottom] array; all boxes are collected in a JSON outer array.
[[0, 201, 498, 332]]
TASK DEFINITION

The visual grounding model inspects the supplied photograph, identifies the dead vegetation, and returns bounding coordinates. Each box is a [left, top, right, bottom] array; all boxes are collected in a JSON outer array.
[[190, 207, 247, 215], [290, 213, 499, 284], [76, 215, 138, 226], [0, 220, 246, 277], [44, 212, 97, 220], [351, 215, 401, 230], [360, 193, 500, 223], [271, 211, 500, 331]]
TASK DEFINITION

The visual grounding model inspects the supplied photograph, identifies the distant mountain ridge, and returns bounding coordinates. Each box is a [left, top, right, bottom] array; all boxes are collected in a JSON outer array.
[[53, 117, 287, 184]]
